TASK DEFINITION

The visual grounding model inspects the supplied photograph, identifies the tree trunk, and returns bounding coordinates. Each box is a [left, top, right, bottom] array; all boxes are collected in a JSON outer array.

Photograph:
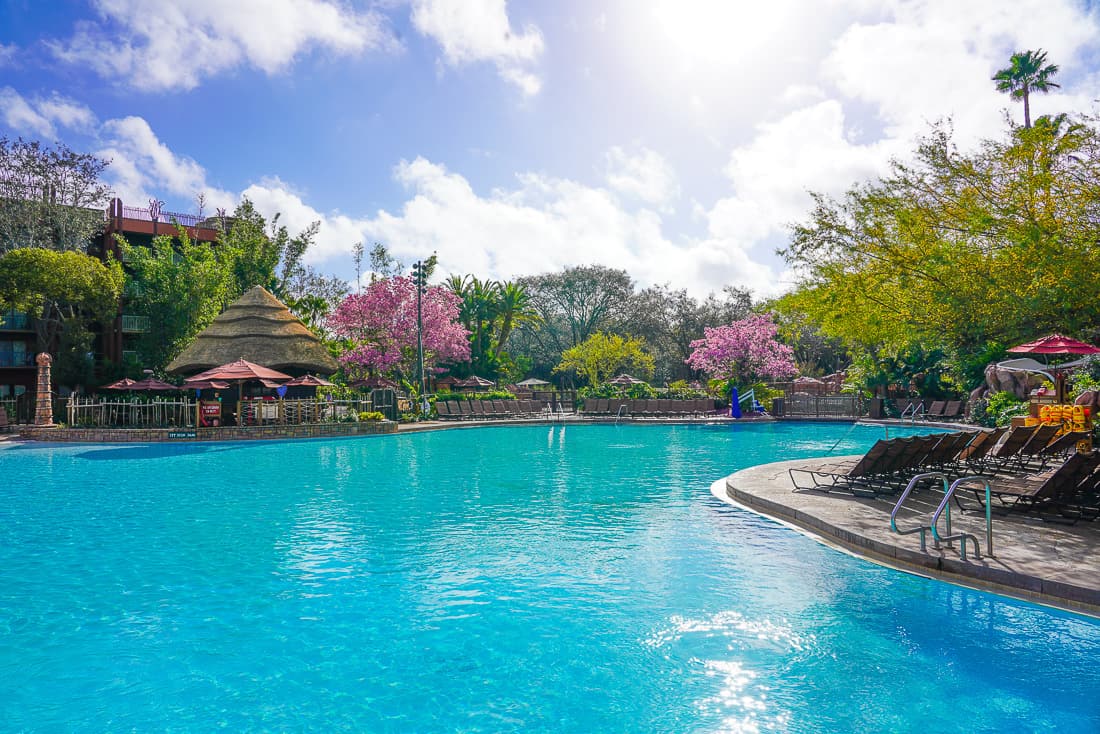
[[1022, 86, 1031, 129]]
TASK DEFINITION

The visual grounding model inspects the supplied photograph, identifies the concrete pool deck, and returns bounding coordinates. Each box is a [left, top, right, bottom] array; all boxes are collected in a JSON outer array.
[[720, 457, 1100, 616]]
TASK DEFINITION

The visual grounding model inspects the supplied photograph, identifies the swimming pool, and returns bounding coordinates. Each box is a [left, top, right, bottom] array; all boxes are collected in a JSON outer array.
[[2, 422, 1098, 731]]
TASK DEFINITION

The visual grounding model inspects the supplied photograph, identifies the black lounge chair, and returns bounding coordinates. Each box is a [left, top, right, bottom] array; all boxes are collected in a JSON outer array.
[[957, 427, 1009, 467], [955, 451, 1100, 513], [789, 438, 907, 493]]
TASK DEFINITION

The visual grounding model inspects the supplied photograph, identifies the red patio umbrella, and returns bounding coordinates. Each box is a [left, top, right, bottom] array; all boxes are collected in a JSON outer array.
[[128, 377, 179, 391], [1007, 334, 1100, 401], [284, 374, 335, 387], [103, 377, 138, 390], [350, 376, 398, 390], [1007, 334, 1100, 355], [184, 358, 292, 384], [457, 375, 495, 388], [184, 380, 231, 391]]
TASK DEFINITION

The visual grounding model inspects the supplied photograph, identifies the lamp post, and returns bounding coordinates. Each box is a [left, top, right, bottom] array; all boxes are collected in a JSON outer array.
[[411, 260, 427, 414]]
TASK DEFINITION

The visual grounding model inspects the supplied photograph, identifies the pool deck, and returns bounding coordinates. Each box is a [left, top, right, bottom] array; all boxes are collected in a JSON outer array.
[[720, 457, 1100, 616]]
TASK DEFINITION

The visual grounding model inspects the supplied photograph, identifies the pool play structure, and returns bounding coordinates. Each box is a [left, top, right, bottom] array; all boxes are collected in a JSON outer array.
[[3, 422, 1098, 731]]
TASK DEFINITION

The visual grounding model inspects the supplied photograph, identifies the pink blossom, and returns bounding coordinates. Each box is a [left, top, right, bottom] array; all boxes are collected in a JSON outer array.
[[328, 276, 471, 379], [686, 313, 798, 383]]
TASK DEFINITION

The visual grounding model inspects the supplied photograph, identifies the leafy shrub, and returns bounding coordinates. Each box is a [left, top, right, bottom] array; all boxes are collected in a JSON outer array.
[[577, 383, 657, 402], [971, 391, 1028, 427], [358, 411, 386, 422]]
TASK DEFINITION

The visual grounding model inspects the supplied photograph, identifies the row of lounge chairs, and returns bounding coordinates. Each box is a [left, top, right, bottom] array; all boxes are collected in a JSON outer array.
[[895, 399, 966, 420], [579, 398, 717, 418], [435, 399, 551, 420], [791, 424, 1090, 498]]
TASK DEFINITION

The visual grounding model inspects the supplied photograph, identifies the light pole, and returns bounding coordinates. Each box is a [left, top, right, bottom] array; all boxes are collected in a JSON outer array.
[[411, 260, 427, 415]]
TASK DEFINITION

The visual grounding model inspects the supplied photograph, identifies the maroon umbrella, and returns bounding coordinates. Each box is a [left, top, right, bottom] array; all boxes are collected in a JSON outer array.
[[351, 376, 398, 389], [284, 374, 335, 387], [128, 377, 179, 391], [184, 358, 292, 383], [1007, 334, 1100, 355], [184, 380, 231, 391], [1008, 334, 1100, 402], [103, 377, 138, 390]]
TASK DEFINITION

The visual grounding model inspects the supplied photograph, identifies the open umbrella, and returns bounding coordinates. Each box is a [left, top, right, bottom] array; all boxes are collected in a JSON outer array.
[[607, 374, 647, 386], [457, 375, 495, 389], [128, 377, 179, 391], [184, 358, 292, 384], [516, 377, 550, 387], [284, 374, 335, 387], [1007, 334, 1100, 356], [103, 377, 138, 390], [185, 380, 231, 391], [1006, 334, 1100, 402]]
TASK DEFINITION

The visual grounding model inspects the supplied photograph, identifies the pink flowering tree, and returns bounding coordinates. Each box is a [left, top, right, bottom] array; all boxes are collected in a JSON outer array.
[[327, 276, 471, 380], [686, 313, 798, 384]]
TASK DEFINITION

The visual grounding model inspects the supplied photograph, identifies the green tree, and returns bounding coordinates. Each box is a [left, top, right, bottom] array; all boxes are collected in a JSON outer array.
[[0, 248, 123, 384], [993, 49, 1060, 129], [0, 137, 112, 253], [119, 227, 234, 371], [553, 332, 654, 387], [445, 275, 537, 379], [779, 116, 1100, 390]]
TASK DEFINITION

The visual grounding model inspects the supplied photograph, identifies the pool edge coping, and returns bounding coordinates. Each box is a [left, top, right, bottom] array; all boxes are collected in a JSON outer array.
[[713, 467, 1100, 620]]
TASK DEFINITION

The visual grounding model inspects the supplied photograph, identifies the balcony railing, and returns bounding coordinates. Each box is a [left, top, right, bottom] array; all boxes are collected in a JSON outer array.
[[0, 310, 30, 330], [120, 205, 219, 229], [0, 351, 34, 367], [121, 315, 151, 333]]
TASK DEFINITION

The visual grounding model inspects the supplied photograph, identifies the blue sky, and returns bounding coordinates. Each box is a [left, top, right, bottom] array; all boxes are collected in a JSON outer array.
[[2, 0, 1099, 297]]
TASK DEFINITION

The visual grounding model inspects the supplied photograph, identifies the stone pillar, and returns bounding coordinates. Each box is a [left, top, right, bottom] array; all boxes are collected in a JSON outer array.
[[34, 352, 54, 427]]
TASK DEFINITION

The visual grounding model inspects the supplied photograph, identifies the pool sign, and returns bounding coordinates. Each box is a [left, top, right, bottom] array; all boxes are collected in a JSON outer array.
[[199, 400, 222, 427], [168, 431, 197, 439]]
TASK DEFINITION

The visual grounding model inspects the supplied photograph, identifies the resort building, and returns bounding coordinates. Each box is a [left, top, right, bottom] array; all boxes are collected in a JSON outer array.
[[3, 197, 222, 394]]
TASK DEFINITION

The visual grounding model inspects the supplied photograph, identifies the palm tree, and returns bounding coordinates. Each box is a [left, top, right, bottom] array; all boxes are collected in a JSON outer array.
[[993, 49, 1060, 129], [493, 281, 538, 359]]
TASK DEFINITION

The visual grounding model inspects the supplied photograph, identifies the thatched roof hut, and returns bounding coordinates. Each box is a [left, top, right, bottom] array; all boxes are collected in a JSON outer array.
[[167, 286, 338, 376]]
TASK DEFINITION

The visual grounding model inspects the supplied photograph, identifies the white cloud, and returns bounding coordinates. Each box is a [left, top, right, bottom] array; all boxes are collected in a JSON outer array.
[[97, 116, 234, 209], [605, 146, 680, 211], [0, 87, 96, 137], [0, 44, 16, 66], [708, 100, 895, 246], [823, 0, 1100, 144], [49, 0, 399, 91], [411, 0, 544, 95]]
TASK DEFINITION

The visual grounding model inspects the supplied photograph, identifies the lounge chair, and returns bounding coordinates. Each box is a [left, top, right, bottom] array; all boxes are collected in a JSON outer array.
[[943, 400, 963, 419], [789, 438, 908, 493], [957, 427, 1005, 460], [0, 405, 7, 432], [955, 452, 1100, 513], [926, 400, 947, 419]]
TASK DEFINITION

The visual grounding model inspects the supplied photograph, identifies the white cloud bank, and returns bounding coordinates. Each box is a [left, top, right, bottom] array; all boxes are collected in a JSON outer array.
[[411, 0, 545, 96], [0, 88, 96, 138], [48, 0, 399, 92]]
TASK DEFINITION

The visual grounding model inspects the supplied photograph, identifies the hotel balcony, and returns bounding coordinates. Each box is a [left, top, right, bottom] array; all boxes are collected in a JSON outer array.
[[121, 314, 151, 333]]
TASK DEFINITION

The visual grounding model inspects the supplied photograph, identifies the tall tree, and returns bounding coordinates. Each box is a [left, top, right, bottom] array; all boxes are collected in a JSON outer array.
[[779, 116, 1100, 389], [0, 137, 112, 253], [554, 332, 655, 386], [685, 314, 798, 385], [993, 49, 1060, 129], [119, 227, 235, 371], [512, 265, 634, 373], [327, 275, 470, 381], [0, 248, 123, 385]]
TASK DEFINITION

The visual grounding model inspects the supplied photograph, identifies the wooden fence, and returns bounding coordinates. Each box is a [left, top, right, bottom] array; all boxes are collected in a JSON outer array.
[[68, 396, 196, 428]]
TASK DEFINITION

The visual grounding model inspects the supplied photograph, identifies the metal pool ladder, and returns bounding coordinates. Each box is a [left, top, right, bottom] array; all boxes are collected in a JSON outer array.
[[891, 473, 994, 561], [615, 404, 627, 424]]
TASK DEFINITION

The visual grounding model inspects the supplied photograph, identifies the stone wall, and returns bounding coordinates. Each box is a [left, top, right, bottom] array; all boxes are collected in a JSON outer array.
[[20, 421, 397, 443]]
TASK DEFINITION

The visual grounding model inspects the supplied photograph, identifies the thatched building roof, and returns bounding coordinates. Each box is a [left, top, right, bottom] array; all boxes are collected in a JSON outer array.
[[167, 286, 338, 376]]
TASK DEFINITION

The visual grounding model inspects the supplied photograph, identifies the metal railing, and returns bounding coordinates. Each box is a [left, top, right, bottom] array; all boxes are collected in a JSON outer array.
[[782, 394, 865, 419], [0, 310, 30, 330], [120, 206, 213, 229], [121, 314, 150, 333], [238, 398, 378, 426], [0, 351, 34, 367]]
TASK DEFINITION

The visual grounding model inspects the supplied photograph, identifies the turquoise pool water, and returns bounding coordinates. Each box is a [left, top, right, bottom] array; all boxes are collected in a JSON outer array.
[[2, 422, 1098, 731]]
